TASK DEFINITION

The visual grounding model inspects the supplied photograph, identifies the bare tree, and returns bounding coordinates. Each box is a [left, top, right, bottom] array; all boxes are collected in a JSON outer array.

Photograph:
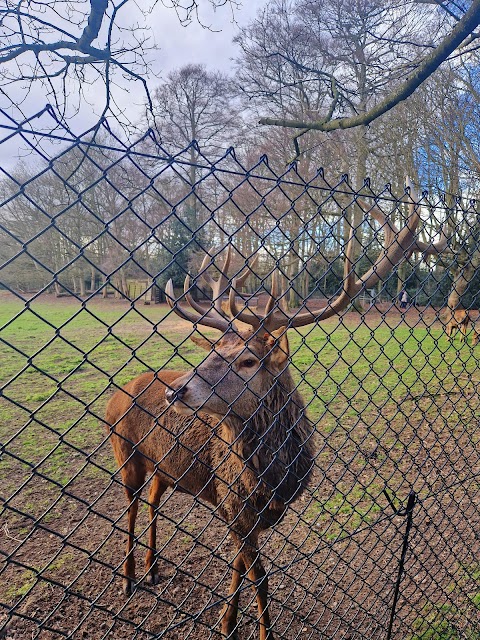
[[0, 0, 239, 120], [410, 62, 480, 311], [0, 136, 175, 297], [236, 1, 447, 172], [255, 0, 480, 135], [147, 64, 242, 276], [151, 64, 241, 157]]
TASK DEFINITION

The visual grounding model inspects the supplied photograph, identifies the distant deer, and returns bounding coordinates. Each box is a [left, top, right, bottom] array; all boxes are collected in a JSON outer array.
[[105, 182, 445, 640], [472, 327, 479, 346], [467, 312, 480, 346], [445, 308, 471, 343]]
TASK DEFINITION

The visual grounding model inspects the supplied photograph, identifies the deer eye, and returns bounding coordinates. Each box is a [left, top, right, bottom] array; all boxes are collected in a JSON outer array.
[[241, 358, 257, 368]]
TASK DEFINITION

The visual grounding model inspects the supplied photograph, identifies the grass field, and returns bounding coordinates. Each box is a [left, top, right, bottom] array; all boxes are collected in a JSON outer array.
[[1, 293, 479, 639]]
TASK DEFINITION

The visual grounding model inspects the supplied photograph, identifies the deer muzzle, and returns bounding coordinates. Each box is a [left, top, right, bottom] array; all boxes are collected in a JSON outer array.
[[165, 385, 186, 404], [165, 378, 198, 415]]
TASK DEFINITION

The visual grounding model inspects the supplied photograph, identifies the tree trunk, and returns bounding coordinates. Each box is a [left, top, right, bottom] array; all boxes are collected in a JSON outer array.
[[79, 274, 86, 297]]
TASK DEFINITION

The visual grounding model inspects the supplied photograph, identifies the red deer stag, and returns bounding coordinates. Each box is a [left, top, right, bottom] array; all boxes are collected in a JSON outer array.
[[105, 184, 444, 640], [472, 327, 480, 347], [445, 308, 470, 342]]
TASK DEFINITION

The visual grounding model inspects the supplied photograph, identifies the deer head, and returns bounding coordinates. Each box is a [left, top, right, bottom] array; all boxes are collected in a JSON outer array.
[[163, 247, 289, 419]]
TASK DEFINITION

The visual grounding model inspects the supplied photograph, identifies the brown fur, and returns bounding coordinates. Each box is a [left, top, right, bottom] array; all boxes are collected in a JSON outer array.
[[105, 329, 315, 640], [444, 308, 470, 342], [468, 313, 480, 346]]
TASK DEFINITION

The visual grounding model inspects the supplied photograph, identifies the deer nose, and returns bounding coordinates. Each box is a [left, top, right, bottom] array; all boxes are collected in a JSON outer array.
[[165, 385, 186, 404]]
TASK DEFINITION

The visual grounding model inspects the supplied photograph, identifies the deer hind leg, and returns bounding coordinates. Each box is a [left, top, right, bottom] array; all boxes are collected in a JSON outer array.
[[145, 473, 168, 586], [121, 458, 146, 596]]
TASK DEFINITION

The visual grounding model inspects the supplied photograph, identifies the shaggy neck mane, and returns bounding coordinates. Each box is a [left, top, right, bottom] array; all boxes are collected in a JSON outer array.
[[222, 368, 315, 505]]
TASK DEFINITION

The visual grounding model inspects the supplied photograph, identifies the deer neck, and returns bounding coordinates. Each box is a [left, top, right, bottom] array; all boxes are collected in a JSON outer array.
[[220, 368, 314, 505], [220, 368, 298, 433]]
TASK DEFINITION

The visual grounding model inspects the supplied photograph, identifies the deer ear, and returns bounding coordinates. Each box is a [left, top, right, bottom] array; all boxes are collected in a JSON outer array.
[[264, 327, 289, 366], [190, 333, 214, 351]]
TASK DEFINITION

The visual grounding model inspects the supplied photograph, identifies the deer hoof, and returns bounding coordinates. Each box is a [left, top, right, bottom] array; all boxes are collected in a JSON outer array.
[[221, 623, 240, 640], [123, 577, 135, 596], [145, 571, 161, 586]]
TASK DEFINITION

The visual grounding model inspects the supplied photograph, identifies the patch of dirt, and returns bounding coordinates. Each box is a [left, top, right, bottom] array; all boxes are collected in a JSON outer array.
[[2, 409, 479, 640]]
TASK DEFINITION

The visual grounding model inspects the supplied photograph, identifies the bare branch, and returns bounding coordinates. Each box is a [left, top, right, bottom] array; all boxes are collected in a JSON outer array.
[[0, 0, 237, 124], [77, 0, 109, 51], [259, 0, 480, 133]]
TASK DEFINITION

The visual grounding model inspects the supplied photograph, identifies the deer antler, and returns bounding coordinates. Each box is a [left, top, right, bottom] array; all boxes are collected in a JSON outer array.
[[168, 181, 446, 334], [356, 177, 448, 259], [230, 178, 445, 333], [165, 246, 258, 331]]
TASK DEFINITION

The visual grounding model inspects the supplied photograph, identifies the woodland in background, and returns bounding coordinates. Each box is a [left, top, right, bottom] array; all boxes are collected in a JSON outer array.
[[1, 0, 480, 310]]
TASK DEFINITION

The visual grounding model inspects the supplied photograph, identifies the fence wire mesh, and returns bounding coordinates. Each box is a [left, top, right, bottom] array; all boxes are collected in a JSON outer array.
[[0, 108, 480, 640]]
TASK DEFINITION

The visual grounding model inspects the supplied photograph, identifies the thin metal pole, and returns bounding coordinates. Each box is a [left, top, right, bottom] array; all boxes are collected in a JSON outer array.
[[386, 491, 417, 640]]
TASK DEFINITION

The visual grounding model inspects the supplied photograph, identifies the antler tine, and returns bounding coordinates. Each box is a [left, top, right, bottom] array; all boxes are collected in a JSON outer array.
[[356, 198, 396, 247], [357, 178, 448, 258], [165, 247, 235, 332], [234, 253, 259, 288], [264, 270, 279, 317], [229, 284, 262, 328], [227, 252, 265, 328], [404, 178, 449, 256], [229, 267, 290, 332], [198, 245, 233, 315], [262, 270, 292, 332], [182, 274, 232, 327], [166, 279, 230, 331]]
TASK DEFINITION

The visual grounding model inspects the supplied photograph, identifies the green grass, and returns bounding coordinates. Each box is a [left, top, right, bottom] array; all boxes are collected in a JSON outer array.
[[306, 483, 384, 541], [1, 297, 480, 631], [4, 570, 37, 600], [409, 563, 480, 639], [3, 552, 75, 600]]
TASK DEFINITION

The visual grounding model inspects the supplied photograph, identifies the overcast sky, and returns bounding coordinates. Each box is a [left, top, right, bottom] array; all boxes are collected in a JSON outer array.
[[4, 1, 266, 127], [155, 1, 265, 73], [0, 0, 267, 167], [108, 0, 266, 130]]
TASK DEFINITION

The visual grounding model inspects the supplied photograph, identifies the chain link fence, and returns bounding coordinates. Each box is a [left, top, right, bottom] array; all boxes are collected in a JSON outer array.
[[1, 107, 479, 640]]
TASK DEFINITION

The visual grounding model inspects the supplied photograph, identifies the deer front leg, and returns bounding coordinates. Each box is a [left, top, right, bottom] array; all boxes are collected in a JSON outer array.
[[221, 550, 246, 639], [241, 539, 273, 640], [145, 474, 167, 586]]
